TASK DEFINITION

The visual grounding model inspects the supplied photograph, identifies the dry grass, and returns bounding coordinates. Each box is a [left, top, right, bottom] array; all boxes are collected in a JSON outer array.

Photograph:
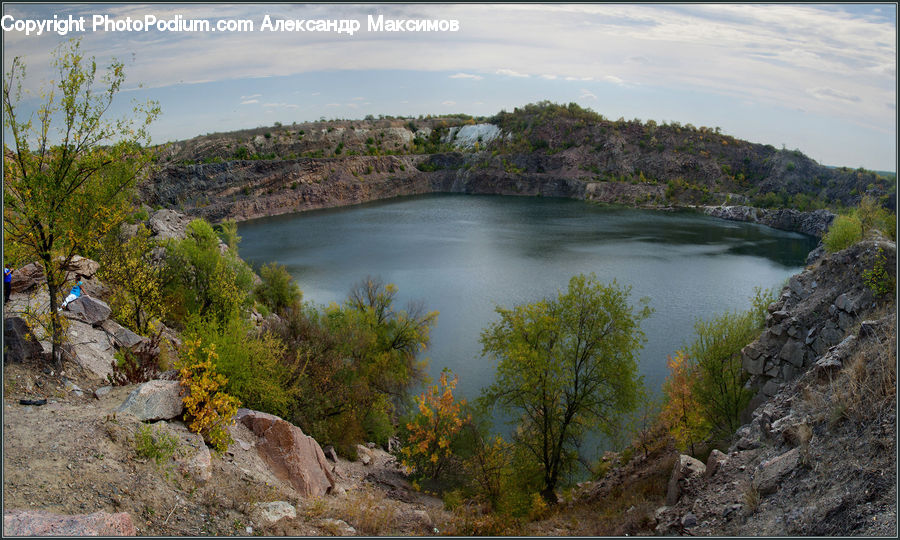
[[333, 486, 399, 535], [742, 482, 760, 515], [801, 310, 895, 430]]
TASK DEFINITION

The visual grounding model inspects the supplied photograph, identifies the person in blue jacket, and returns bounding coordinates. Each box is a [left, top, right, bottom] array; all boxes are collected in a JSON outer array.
[[59, 274, 84, 310], [3, 263, 12, 304]]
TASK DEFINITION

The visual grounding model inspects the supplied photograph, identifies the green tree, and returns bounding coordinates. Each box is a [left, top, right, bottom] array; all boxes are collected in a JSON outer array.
[[689, 310, 759, 439], [99, 224, 166, 335], [479, 274, 651, 502], [3, 39, 159, 367]]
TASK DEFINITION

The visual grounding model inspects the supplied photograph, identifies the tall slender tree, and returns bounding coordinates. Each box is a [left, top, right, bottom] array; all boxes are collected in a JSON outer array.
[[3, 38, 159, 367]]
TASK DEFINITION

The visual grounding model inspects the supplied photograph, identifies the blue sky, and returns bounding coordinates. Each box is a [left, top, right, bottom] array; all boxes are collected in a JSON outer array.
[[2, 3, 896, 171]]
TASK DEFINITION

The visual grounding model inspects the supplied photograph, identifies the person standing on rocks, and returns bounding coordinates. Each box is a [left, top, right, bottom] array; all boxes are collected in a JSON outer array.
[[58, 275, 83, 311], [3, 263, 12, 304]]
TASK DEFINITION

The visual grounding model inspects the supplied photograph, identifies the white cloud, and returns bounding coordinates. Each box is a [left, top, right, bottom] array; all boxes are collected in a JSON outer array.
[[241, 93, 261, 100], [604, 75, 625, 85], [540, 74, 557, 80], [442, 100, 456, 106], [450, 72, 483, 80], [496, 68, 530, 78], [579, 89, 597, 100], [240, 99, 259, 105], [807, 87, 861, 103]]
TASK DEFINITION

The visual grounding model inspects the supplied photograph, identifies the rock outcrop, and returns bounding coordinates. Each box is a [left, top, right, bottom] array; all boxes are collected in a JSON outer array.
[[236, 408, 335, 498], [3, 509, 136, 536], [703, 205, 835, 238], [741, 238, 895, 399], [654, 272, 896, 536]]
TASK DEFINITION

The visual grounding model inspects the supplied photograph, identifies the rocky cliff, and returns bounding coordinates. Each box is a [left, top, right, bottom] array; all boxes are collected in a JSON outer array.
[[703, 206, 835, 238]]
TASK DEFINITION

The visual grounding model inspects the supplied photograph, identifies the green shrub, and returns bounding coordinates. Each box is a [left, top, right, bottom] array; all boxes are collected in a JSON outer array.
[[162, 219, 255, 325], [184, 314, 297, 418], [134, 423, 179, 466], [823, 215, 863, 253], [862, 248, 895, 297], [256, 262, 302, 313]]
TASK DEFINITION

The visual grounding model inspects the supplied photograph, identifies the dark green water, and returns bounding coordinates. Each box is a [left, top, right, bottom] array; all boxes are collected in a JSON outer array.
[[238, 194, 815, 443]]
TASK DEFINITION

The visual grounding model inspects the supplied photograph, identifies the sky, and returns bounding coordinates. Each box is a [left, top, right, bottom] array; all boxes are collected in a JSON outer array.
[[1, 2, 897, 171]]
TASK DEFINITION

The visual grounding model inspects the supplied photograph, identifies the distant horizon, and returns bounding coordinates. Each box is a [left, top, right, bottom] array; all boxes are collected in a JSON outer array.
[[3, 3, 896, 171]]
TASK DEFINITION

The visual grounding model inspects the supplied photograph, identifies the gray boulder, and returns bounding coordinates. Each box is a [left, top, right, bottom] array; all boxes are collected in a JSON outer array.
[[116, 380, 184, 421], [64, 296, 111, 325], [3, 317, 43, 363], [99, 319, 144, 350], [62, 255, 100, 279], [666, 454, 706, 505], [63, 321, 117, 380], [753, 447, 800, 495]]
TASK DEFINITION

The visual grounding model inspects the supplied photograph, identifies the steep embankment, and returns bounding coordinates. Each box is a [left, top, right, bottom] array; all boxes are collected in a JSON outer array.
[[655, 237, 897, 536]]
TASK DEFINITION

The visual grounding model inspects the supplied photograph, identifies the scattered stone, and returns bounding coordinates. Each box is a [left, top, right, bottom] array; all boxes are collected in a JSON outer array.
[[94, 386, 112, 399], [3, 509, 136, 536], [3, 317, 43, 364], [236, 408, 335, 497], [116, 380, 184, 421], [64, 296, 112, 325], [252, 501, 296, 527], [681, 512, 698, 528], [356, 445, 372, 466], [667, 454, 706, 505]]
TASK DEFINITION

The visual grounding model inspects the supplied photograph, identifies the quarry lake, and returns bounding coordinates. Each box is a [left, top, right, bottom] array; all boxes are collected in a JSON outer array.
[[238, 194, 816, 442]]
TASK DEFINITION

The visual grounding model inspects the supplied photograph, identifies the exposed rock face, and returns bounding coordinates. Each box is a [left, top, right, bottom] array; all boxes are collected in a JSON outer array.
[[148, 208, 194, 240], [704, 205, 835, 238], [741, 238, 895, 398], [3, 317, 43, 363], [116, 380, 184, 421], [655, 306, 895, 537], [64, 320, 118, 380], [64, 296, 112, 325], [3, 509, 136, 536], [236, 408, 335, 498]]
